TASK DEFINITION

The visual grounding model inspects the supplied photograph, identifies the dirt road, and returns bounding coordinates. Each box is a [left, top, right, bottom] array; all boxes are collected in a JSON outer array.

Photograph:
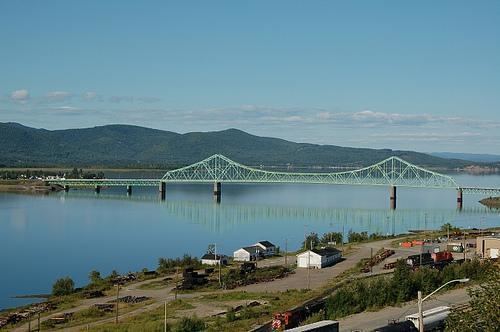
[[13, 239, 418, 331]]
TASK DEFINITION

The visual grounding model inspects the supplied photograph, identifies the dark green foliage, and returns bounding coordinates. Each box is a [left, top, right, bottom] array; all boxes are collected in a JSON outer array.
[[174, 316, 206, 332], [226, 309, 237, 322], [325, 259, 494, 320], [446, 266, 500, 332], [440, 223, 461, 233], [88, 270, 102, 285], [107, 270, 120, 281], [347, 231, 393, 243], [320, 232, 343, 245], [348, 231, 369, 243], [52, 277, 75, 296], [157, 255, 202, 273], [0, 122, 474, 168], [302, 232, 320, 249]]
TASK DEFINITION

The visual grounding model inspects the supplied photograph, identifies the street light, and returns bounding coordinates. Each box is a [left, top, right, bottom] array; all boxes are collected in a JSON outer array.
[[417, 278, 470, 332]]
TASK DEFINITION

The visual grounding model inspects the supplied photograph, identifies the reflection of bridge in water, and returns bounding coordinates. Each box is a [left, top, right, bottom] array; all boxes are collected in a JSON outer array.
[[58, 192, 499, 233], [49, 154, 500, 210]]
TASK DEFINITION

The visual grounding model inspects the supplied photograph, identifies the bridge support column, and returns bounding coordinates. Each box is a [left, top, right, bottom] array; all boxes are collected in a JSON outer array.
[[126, 185, 132, 195], [64, 185, 69, 192], [213, 182, 221, 203], [389, 185, 397, 210], [94, 185, 101, 194], [457, 188, 463, 211], [159, 182, 166, 200]]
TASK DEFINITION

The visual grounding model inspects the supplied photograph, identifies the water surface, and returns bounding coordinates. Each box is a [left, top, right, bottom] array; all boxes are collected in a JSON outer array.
[[1, 173, 499, 309]]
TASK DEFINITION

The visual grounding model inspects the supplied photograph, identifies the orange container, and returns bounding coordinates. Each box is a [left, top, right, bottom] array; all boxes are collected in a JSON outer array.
[[401, 242, 413, 248]]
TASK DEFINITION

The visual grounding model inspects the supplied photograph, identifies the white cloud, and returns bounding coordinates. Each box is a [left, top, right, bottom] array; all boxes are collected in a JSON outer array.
[[45, 91, 72, 102], [10, 89, 29, 102]]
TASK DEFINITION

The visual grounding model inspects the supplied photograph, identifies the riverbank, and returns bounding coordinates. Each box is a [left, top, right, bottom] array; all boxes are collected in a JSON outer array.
[[0, 180, 61, 193]]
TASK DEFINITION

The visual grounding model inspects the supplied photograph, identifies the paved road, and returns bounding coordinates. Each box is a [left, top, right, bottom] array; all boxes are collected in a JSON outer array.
[[338, 288, 470, 332]]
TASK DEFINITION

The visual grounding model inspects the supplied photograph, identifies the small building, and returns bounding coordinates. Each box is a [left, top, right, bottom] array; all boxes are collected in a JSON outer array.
[[297, 248, 342, 269], [233, 246, 261, 262], [201, 254, 228, 266], [476, 236, 500, 259], [254, 240, 276, 257]]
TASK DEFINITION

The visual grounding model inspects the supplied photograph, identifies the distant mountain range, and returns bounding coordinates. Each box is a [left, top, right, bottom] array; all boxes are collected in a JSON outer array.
[[0, 122, 487, 169]]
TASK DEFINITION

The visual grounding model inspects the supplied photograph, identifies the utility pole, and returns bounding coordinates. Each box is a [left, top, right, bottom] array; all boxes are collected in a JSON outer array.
[[307, 240, 312, 290], [175, 267, 179, 300], [164, 301, 167, 332], [284, 238, 288, 267], [417, 291, 423, 332], [420, 242, 423, 268], [115, 284, 120, 324], [463, 232, 467, 260], [215, 243, 221, 287], [218, 247, 222, 287], [370, 247, 373, 273]]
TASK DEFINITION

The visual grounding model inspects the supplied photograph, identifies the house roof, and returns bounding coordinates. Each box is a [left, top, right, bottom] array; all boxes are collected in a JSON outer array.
[[311, 248, 342, 257], [201, 254, 226, 260], [256, 241, 275, 248], [238, 246, 261, 254]]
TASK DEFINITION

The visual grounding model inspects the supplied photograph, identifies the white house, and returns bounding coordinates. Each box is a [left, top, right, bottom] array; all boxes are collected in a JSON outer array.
[[297, 248, 342, 269], [254, 241, 276, 257], [233, 246, 261, 262], [201, 254, 228, 266]]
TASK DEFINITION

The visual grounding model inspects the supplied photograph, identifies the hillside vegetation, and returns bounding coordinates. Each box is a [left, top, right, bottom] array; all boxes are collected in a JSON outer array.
[[0, 122, 474, 169]]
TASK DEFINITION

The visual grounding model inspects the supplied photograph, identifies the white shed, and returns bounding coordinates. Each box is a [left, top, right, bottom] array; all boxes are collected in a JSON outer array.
[[233, 246, 261, 262], [297, 248, 342, 269], [201, 254, 228, 266]]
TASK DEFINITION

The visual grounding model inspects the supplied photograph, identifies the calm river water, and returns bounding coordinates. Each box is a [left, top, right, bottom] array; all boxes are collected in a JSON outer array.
[[1, 173, 500, 309]]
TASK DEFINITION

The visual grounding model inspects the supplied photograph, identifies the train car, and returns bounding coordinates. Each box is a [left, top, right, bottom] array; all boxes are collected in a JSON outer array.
[[406, 253, 434, 268], [405, 306, 450, 331]]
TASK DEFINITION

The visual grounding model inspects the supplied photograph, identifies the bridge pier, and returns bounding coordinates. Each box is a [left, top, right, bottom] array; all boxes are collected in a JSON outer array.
[[389, 185, 397, 210], [457, 188, 463, 211], [126, 185, 132, 195], [159, 182, 166, 200], [213, 182, 221, 203], [94, 185, 101, 194], [64, 185, 69, 192]]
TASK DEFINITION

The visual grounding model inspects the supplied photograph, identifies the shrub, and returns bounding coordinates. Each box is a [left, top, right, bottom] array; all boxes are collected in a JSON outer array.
[[52, 277, 75, 296]]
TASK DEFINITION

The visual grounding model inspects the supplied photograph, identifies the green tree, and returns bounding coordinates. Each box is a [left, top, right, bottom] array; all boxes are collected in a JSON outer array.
[[445, 266, 500, 332], [347, 230, 369, 243], [52, 277, 75, 296], [88, 270, 102, 285], [320, 232, 343, 245], [441, 223, 460, 233], [302, 232, 320, 249], [107, 270, 119, 281]]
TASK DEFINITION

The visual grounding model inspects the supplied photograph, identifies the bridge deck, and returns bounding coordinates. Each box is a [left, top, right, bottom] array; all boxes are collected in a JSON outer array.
[[46, 154, 500, 195]]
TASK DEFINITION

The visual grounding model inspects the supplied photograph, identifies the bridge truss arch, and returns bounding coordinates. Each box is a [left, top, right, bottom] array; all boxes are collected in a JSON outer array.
[[161, 154, 459, 189]]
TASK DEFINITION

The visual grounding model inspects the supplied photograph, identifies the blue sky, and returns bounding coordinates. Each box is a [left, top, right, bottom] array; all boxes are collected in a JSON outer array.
[[1, 1, 499, 153]]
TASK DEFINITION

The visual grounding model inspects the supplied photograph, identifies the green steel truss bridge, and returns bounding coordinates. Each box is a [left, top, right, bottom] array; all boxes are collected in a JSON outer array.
[[48, 154, 500, 207]]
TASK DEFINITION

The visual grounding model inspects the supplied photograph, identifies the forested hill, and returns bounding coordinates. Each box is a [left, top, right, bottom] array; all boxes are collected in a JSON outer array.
[[0, 122, 474, 169]]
